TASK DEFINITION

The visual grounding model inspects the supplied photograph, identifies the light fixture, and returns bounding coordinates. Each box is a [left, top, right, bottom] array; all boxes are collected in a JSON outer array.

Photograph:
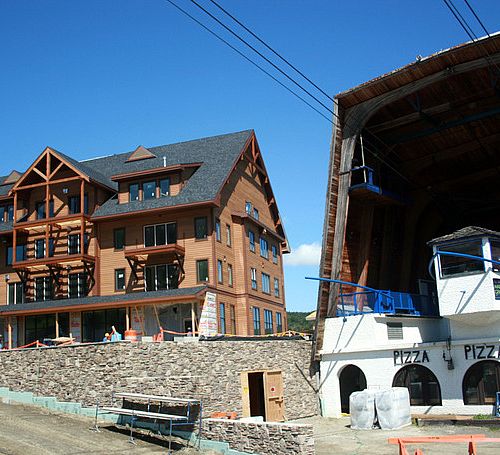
[[63, 188, 69, 194]]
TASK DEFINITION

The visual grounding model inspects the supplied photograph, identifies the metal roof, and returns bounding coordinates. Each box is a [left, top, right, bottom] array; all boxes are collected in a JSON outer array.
[[428, 226, 500, 245]]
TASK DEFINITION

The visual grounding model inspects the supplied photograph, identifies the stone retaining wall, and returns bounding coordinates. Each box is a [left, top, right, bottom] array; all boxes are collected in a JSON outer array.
[[0, 340, 318, 420], [202, 419, 315, 455]]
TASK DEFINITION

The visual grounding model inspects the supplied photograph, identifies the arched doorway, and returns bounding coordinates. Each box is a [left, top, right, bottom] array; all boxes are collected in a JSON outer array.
[[463, 361, 500, 405], [393, 364, 441, 406], [339, 365, 367, 413]]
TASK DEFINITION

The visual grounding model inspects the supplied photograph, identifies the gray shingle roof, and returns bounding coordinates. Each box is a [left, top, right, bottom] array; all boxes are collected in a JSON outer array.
[[0, 286, 207, 314], [0, 221, 13, 233], [88, 130, 253, 218], [428, 226, 500, 245], [0, 183, 13, 197]]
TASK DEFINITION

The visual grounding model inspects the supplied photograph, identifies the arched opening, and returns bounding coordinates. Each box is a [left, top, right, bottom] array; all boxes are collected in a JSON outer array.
[[393, 364, 441, 406], [339, 364, 367, 413], [463, 361, 500, 405]]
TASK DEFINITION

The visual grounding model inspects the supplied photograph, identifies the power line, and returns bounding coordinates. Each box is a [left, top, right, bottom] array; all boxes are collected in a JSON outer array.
[[442, 0, 477, 42], [164, 0, 333, 123], [207, 0, 334, 103], [188, 0, 335, 116], [463, 0, 490, 37]]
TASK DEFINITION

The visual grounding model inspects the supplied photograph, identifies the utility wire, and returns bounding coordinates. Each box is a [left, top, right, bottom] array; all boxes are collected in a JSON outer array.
[[188, 0, 335, 116], [207, 0, 334, 102], [164, 0, 333, 123], [463, 0, 490, 37]]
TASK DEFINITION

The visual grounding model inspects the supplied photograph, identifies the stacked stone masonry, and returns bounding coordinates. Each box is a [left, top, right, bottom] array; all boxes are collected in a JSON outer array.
[[0, 340, 318, 420], [202, 419, 315, 455]]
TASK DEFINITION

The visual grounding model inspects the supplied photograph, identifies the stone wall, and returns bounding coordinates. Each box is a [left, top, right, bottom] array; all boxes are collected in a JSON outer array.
[[0, 340, 318, 420], [202, 419, 315, 455]]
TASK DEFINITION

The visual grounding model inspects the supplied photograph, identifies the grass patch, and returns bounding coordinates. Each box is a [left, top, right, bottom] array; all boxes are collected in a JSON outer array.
[[473, 414, 495, 420]]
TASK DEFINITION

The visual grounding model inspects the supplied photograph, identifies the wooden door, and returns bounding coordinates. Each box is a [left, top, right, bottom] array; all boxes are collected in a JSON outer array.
[[264, 370, 285, 422]]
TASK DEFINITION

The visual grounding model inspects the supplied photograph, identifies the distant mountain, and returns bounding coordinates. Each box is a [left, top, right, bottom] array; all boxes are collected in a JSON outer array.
[[287, 311, 314, 333]]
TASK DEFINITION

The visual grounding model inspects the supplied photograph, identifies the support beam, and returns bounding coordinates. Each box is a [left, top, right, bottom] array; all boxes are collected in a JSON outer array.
[[7, 318, 12, 350], [191, 302, 196, 335]]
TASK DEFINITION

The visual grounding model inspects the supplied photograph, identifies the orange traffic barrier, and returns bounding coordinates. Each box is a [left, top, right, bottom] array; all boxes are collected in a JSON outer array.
[[388, 434, 500, 455]]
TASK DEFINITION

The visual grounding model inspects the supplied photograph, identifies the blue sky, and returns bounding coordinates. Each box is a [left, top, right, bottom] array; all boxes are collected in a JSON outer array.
[[1, 1, 500, 312]]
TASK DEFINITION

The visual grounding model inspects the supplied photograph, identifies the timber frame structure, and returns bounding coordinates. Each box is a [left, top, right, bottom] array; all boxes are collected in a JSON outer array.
[[313, 33, 500, 360]]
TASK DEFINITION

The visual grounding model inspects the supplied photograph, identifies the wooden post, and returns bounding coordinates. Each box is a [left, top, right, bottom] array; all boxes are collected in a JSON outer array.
[[80, 179, 85, 254], [191, 302, 196, 335], [55, 312, 59, 338], [7, 318, 12, 349], [125, 307, 130, 331], [12, 192, 17, 264]]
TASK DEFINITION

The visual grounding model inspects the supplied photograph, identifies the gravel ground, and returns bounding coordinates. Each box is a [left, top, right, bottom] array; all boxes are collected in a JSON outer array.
[[298, 415, 500, 455], [0, 401, 207, 455]]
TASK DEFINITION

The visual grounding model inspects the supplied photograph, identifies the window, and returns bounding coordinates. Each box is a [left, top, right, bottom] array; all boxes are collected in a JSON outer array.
[[129, 183, 139, 202], [48, 238, 55, 257], [217, 259, 223, 283], [230, 304, 236, 335], [253, 208, 259, 220], [36, 200, 53, 219], [7, 282, 23, 304], [250, 268, 257, 290], [145, 264, 178, 291], [68, 195, 88, 214], [272, 245, 278, 264], [6, 244, 26, 265], [264, 309, 273, 334], [276, 312, 283, 333], [253, 307, 261, 335], [226, 224, 231, 247], [393, 365, 441, 406], [245, 201, 252, 215], [274, 278, 280, 297], [491, 240, 500, 272], [113, 228, 125, 250], [35, 277, 52, 301], [463, 361, 500, 405], [6, 204, 14, 222], [35, 238, 45, 259], [197, 259, 209, 283], [159, 178, 170, 197], [219, 302, 226, 334], [215, 219, 221, 242], [249, 231, 255, 252], [68, 273, 88, 299], [25, 314, 56, 345], [143, 181, 156, 200], [194, 217, 208, 240], [438, 240, 484, 277], [260, 237, 269, 259], [115, 269, 126, 291], [144, 223, 177, 247], [261, 273, 271, 294], [228, 264, 233, 287], [68, 234, 80, 255]]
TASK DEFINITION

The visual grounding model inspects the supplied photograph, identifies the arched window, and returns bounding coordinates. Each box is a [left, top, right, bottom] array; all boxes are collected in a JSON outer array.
[[339, 364, 367, 413], [463, 361, 500, 405], [393, 365, 441, 406]]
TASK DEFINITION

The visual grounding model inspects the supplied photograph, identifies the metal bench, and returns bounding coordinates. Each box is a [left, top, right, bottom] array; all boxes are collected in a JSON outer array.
[[93, 392, 202, 453]]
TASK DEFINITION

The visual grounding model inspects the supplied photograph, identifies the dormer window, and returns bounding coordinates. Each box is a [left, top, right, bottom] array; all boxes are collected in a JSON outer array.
[[438, 240, 484, 278], [160, 178, 170, 197], [129, 183, 139, 202], [143, 181, 156, 200]]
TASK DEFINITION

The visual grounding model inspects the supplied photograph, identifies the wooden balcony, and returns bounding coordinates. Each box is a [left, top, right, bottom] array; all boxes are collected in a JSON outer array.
[[14, 214, 91, 233], [13, 253, 96, 270]]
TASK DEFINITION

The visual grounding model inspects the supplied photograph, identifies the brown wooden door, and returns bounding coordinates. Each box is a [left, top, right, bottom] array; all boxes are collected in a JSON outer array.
[[264, 370, 285, 422]]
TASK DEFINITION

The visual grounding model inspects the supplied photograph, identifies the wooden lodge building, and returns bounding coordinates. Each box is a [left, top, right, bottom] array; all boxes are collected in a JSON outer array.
[[0, 130, 288, 348]]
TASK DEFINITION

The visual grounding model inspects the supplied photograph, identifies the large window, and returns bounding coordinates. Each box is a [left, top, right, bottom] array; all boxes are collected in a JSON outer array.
[[463, 361, 500, 405], [228, 264, 233, 287], [194, 217, 208, 240], [253, 307, 261, 335], [35, 200, 54, 219], [68, 194, 88, 214], [159, 178, 170, 197], [393, 365, 441, 406], [129, 183, 139, 202], [264, 309, 273, 334], [272, 245, 278, 264], [230, 304, 236, 335], [226, 224, 231, 247], [113, 228, 125, 250], [8, 282, 23, 304], [274, 278, 280, 297], [219, 302, 226, 334], [25, 314, 56, 344], [438, 240, 484, 277], [197, 260, 209, 283], [261, 273, 271, 294], [245, 201, 252, 215], [115, 269, 126, 291], [217, 259, 223, 283], [143, 181, 156, 200], [6, 204, 14, 222], [82, 308, 126, 343], [68, 273, 88, 299], [276, 312, 283, 333], [215, 219, 221, 242], [145, 264, 178, 291], [68, 234, 80, 255], [260, 237, 269, 259], [6, 244, 26, 265], [249, 231, 255, 252], [144, 223, 177, 247], [35, 277, 52, 302], [35, 238, 46, 259]]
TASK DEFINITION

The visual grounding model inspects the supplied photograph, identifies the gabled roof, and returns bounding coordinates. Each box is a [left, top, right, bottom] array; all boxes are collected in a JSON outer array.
[[428, 226, 500, 245], [126, 145, 156, 162], [88, 130, 254, 218]]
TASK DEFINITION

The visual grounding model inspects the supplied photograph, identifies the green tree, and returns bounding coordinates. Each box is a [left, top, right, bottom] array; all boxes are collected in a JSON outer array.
[[286, 311, 314, 333]]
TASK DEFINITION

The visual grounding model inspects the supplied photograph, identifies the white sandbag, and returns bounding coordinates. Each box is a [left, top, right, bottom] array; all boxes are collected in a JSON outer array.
[[350, 390, 377, 430], [375, 387, 411, 430]]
